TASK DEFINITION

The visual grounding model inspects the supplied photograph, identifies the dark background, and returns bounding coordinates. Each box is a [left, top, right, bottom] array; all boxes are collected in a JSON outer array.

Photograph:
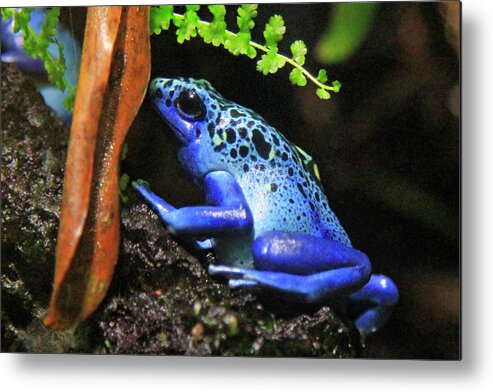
[[69, 3, 460, 359]]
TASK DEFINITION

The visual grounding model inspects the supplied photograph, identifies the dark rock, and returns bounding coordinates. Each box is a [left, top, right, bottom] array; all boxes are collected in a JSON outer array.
[[1, 63, 73, 352], [1, 63, 361, 357]]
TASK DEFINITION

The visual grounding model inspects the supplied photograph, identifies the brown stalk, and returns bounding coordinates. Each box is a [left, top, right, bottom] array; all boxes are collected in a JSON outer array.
[[45, 6, 150, 330]]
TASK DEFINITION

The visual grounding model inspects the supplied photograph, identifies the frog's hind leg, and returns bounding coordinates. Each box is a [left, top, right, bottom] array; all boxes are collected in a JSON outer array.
[[348, 274, 398, 335], [209, 231, 397, 333], [209, 231, 372, 302]]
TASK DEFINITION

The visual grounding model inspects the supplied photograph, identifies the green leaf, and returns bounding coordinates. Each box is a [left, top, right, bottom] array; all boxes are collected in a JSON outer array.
[[256, 48, 286, 75], [119, 173, 130, 191], [200, 21, 227, 47], [11, 8, 33, 33], [264, 15, 285, 48], [290, 40, 307, 66], [121, 143, 129, 161], [237, 4, 258, 32], [225, 31, 256, 58], [331, 80, 342, 93], [176, 6, 200, 43], [209, 4, 226, 18], [63, 87, 76, 112], [316, 88, 331, 100], [199, 5, 227, 46], [150, 5, 174, 34], [119, 174, 130, 204], [316, 69, 328, 83], [289, 68, 307, 86], [1, 8, 14, 21], [246, 46, 257, 59], [40, 7, 60, 49], [186, 5, 200, 12], [224, 4, 258, 58]]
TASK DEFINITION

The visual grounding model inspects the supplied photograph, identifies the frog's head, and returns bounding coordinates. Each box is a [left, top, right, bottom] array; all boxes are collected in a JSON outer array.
[[149, 77, 221, 145], [149, 77, 255, 180]]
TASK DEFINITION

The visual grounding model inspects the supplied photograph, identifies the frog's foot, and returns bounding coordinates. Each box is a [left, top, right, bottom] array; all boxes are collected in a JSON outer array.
[[132, 180, 176, 219], [349, 274, 398, 335], [132, 181, 214, 250], [209, 264, 368, 302], [207, 265, 255, 286]]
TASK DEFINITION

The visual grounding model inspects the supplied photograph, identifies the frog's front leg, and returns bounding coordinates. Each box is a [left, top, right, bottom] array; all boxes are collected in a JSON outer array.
[[209, 231, 398, 334], [133, 171, 253, 245]]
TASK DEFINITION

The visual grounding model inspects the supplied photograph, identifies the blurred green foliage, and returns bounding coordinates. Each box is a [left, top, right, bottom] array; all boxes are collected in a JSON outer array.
[[315, 3, 378, 64]]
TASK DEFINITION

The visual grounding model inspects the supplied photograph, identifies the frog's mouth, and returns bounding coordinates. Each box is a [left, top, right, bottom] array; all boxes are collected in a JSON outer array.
[[164, 119, 193, 145], [151, 101, 193, 145]]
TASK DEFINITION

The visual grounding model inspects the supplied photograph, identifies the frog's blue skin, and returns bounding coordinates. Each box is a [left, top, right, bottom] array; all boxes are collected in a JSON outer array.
[[1, 9, 81, 123], [133, 77, 398, 335]]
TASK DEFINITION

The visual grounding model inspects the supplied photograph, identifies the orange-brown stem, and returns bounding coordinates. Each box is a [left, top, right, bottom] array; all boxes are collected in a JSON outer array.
[[45, 6, 151, 330]]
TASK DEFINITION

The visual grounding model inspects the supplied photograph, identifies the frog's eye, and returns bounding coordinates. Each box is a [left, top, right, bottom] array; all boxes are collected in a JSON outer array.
[[175, 90, 206, 121]]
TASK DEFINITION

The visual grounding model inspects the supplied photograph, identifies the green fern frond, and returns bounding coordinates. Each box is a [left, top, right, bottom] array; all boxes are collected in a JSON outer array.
[[150, 5, 341, 100]]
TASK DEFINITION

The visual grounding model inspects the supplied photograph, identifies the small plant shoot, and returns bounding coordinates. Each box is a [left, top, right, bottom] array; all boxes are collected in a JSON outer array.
[[1, 5, 342, 110], [150, 4, 342, 100]]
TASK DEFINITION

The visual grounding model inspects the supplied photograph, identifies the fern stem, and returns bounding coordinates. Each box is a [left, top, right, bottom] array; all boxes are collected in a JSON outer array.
[[172, 12, 334, 92], [248, 42, 334, 92]]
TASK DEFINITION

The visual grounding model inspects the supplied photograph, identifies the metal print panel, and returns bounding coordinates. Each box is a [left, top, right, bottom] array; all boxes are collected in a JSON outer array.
[[1, 2, 460, 359]]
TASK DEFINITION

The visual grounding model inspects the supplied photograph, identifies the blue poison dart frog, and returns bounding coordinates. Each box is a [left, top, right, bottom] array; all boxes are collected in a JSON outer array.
[[133, 77, 398, 335], [1, 8, 81, 123]]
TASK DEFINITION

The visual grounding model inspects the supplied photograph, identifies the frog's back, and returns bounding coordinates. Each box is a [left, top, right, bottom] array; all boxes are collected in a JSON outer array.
[[195, 91, 352, 247]]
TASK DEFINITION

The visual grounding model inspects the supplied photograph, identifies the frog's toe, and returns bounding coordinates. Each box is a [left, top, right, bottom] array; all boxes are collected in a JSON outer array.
[[208, 265, 261, 288], [228, 279, 259, 288], [208, 264, 252, 279], [131, 179, 151, 191], [195, 238, 214, 250]]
